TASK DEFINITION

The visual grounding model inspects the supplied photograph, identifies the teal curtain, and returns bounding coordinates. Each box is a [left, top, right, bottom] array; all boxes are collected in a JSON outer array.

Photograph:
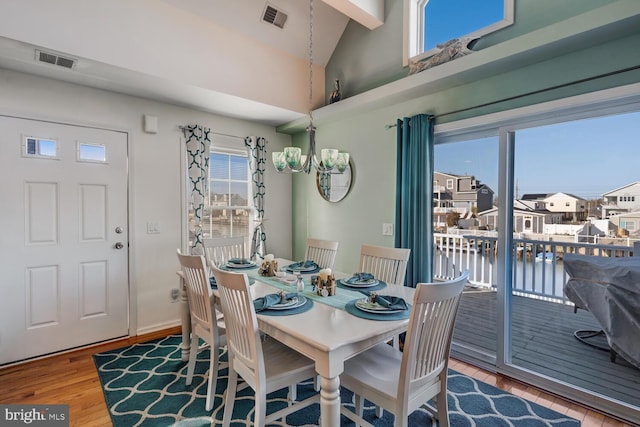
[[394, 114, 435, 286], [185, 125, 211, 255], [244, 136, 267, 259]]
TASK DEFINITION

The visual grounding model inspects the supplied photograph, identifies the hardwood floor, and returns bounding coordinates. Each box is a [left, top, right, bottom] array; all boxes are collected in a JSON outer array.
[[0, 327, 632, 427]]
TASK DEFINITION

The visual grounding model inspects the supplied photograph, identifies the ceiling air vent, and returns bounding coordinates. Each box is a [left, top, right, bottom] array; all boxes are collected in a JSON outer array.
[[35, 50, 76, 69], [262, 3, 287, 29]]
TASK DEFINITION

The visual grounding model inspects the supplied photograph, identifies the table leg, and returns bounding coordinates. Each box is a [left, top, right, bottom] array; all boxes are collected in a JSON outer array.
[[180, 283, 191, 361], [319, 376, 340, 427]]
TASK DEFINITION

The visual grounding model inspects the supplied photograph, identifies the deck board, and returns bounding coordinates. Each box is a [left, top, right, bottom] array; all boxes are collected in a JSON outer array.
[[453, 289, 640, 408]]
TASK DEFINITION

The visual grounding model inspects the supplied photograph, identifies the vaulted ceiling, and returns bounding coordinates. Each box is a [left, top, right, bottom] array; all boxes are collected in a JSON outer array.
[[0, 0, 384, 126]]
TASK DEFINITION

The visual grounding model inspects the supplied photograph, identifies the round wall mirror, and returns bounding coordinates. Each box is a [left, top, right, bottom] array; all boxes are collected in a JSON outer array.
[[316, 160, 353, 203]]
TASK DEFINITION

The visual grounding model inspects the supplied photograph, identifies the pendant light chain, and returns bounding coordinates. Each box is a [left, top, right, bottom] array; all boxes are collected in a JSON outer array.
[[308, 0, 314, 125], [270, 0, 349, 175]]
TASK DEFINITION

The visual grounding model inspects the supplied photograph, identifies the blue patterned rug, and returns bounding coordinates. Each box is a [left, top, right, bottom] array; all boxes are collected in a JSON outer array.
[[93, 335, 580, 426]]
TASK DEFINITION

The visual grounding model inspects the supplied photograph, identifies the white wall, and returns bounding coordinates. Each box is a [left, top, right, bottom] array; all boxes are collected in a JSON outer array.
[[0, 69, 293, 334], [0, 0, 320, 114]]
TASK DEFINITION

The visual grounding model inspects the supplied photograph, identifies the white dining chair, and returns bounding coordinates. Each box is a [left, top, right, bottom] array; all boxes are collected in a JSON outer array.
[[339, 271, 469, 427], [211, 266, 319, 427], [176, 249, 227, 411], [359, 244, 411, 287], [305, 238, 340, 269], [203, 237, 247, 268], [359, 244, 412, 355]]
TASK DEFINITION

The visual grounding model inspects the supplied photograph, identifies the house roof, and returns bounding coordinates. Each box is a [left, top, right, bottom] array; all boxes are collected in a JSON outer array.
[[602, 181, 640, 196], [521, 194, 550, 200]]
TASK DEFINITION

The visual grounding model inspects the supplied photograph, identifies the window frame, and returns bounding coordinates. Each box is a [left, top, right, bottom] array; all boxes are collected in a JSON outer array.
[[403, 0, 514, 66], [206, 147, 255, 240]]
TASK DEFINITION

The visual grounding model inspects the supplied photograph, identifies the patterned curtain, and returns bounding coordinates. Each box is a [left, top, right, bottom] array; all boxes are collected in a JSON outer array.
[[394, 114, 435, 286], [185, 125, 211, 255], [244, 136, 267, 259]]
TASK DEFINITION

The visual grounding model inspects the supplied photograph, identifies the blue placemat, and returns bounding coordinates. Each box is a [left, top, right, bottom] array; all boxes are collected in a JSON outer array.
[[221, 264, 258, 271], [337, 279, 387, 292], [345, 299, 411, 321], [284, 260, 320, 274], [256, 297, 314, 316]]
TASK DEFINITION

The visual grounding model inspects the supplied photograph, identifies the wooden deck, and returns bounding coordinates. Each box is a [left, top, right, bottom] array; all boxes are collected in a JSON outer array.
[[453, 289, 640, 410]]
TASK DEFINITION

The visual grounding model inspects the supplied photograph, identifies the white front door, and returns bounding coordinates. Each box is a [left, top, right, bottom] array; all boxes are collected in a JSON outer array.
[[0, 116, 129, 365]]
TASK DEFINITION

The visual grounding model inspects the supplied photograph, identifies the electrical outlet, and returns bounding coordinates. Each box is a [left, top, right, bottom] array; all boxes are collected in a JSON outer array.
[[382, 223, 394, 236], [170, 288, 180, 302]]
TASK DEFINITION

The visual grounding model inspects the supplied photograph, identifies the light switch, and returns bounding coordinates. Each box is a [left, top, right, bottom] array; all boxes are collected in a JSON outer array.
[[382, 223, 394, 236], [147, 221, 161, 234]]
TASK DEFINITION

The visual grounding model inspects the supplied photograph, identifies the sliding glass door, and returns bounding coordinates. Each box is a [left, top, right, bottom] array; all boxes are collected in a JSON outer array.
[[435, 90, 640, 425]]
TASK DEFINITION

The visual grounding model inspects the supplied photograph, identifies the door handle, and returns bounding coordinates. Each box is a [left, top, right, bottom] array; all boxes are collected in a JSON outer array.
[[114, 242, 124, 249]]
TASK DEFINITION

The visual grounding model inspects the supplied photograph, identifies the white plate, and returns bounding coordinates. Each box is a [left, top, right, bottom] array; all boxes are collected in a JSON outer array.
[[339, 278, 380, 288], [226, 262, 256, 269], [268, 295, 307, 311], [355, 298, 403, 314]]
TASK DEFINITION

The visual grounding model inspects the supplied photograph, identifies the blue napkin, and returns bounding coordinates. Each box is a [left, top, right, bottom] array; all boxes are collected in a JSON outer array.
[[347, 272, 375, 284], [359, 291, 408, 310], [209, 276, 217, 288], [228, 257, 251, 265], [253, 292, 298, 312], [373, 295, 408, 310], [288, 260, 318, 270]]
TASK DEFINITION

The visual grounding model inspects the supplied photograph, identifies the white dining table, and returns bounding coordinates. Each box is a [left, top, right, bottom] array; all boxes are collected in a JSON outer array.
[[179, 258, 415, 427]]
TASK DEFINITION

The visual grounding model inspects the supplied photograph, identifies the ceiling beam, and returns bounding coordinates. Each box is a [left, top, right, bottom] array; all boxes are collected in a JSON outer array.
[[322, 0, 384, 30]]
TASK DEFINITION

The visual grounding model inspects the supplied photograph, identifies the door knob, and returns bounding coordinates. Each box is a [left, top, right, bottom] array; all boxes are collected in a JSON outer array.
[[114, 242, 124, 249], [115, 227, 124, 234]]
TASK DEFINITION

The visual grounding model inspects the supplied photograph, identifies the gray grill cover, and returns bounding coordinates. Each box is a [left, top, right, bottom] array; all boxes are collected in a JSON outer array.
[[564, 254, 640, 369]]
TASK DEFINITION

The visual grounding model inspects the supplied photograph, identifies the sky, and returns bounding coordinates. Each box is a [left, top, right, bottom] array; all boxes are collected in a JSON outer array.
[[424, 0, 504, 50], [434, 110, 640, 200]]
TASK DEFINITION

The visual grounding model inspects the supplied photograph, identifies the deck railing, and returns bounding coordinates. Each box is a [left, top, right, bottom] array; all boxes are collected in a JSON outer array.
[[433, 232, 635, 303]]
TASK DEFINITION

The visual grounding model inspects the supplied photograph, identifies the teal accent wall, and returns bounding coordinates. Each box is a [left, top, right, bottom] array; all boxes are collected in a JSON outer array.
[[325, 0, 620, 101], [291, 1, 640, 274]]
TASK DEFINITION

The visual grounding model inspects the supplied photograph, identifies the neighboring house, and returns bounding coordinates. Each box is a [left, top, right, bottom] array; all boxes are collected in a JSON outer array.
[[609, 211, 640, 237], [601, 182, 640, 218], [433, 172, 494, 215], [477, 207, 546, 234], [514, 198, 563, 225], [521, 192, 588, 223]]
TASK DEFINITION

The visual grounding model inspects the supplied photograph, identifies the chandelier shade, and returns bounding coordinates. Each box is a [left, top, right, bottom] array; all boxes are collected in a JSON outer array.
[[271, 0, 349, 175]]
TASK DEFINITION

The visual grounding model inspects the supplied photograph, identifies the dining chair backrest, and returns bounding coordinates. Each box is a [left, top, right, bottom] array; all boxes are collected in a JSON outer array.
[[204, 237, 246, 268], [358, 244, 411, 286], [211, 267, 265, 388], [399, 271, 468, 400], [305, 238, 339, 270], [177, 249, 226, 411], [177, 250, 213, 330]]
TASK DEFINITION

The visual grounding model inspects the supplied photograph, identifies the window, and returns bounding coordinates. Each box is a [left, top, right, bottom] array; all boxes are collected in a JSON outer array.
[[23, 136, 58, 159], [188, 147, 253, 242], [446, 179, 454, 189], [404, 0, 514, 64], [207, 150, 252, 239], [565, 202, 570, 207], [77, 142, 107, 163]]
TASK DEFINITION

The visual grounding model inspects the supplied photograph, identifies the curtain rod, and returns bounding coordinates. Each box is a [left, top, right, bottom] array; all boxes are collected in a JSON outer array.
[[385, 64, 640, 129], [179, 126, 246, 140]]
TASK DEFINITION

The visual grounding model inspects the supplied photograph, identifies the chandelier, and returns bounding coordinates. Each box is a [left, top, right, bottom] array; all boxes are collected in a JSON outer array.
[[271, 0, 349, 174]]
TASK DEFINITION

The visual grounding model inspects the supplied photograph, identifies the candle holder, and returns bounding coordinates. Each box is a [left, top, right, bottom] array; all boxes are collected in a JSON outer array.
[[259, 260, 278, 277], [312, 274, 336, 297]]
